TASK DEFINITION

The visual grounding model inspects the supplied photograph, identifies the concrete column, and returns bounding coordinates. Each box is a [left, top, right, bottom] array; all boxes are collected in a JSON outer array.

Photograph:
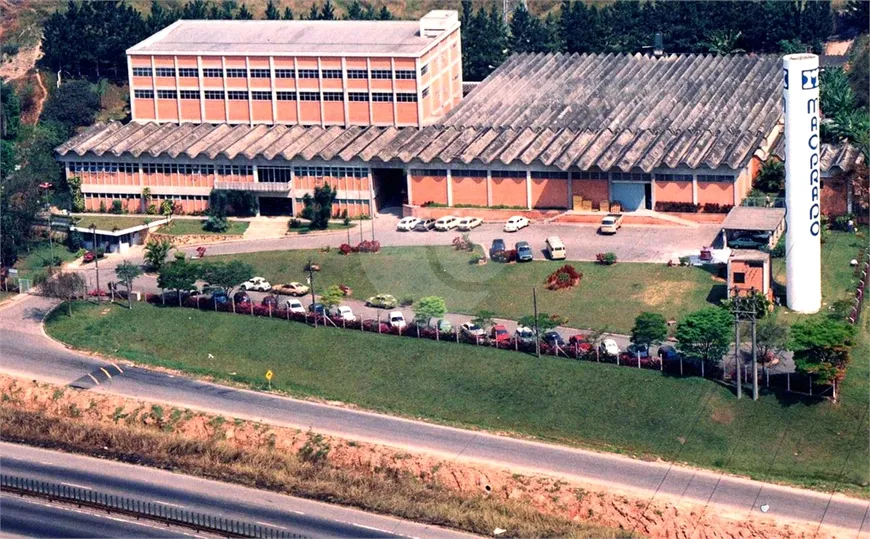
[[221, 56, 229, 122], [293, 57, 301, 122], [732, 175, 738, 206], [289, 165, 297, 215], [150, 55, 158, 122], [366, 58, 373, 125], [127, 54, 136, 120], [415, 57, 423, 126], [446, 169, 453, 206], [245, 56, 253, 126], [692, 175, 698, 205], [174, 56, 182, 121], [138, 163, 144, 187], [406, 168, 413, 205], [197, 56, 206, 120], [253, 164, 259, 183], [649, 179, 656, 208], [317, 57, 325, 128], [486, 170, 493, 207], [269, 56, 277, 123], [341, 57, 349, 127], [526, 170, 532, 210], [255, 196, 261, 217], [567, 171, 574, 210], [390, 57, 398, 127], [368, 167, 375, 216]]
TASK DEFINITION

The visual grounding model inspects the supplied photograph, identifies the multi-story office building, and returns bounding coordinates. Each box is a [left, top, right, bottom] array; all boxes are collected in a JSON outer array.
[[127, 10, 462, 128]]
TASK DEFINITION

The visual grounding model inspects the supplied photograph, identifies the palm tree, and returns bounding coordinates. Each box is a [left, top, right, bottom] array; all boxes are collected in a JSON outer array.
[[706, 30, 745, 55]]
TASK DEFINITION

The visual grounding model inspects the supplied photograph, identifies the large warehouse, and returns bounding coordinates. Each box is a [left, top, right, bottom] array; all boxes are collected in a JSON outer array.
[[56, 14, 861, 217]]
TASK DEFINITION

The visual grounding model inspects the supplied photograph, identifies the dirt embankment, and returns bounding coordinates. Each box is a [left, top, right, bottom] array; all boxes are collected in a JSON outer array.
[[0, 374, 849, 539]]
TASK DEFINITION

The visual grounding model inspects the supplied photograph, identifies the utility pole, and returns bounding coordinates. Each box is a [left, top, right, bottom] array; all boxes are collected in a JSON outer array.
[[533, 287, 540, 358], [346, 220, 351, 246], [751, 316, 758, 401], [729, 288, 761, 401], [734, 320, 742, 399], [308, 258, 316, 328], [90, 224, 100, 303], [47, 211, 54, 271]]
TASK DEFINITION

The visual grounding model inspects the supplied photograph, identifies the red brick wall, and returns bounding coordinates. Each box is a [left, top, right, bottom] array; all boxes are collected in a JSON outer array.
[[451, 175, 487, 206], [654, 181, 693, 203], [697, 182, 734, 206], [490, 177, 526, 207], [410, 175, 448, 205], [531, 178, 568, 209], [572, 179, 609, 208]]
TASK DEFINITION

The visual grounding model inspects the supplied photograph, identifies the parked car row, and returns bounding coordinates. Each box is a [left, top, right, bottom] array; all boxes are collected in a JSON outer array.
[[396, 215, 532, 233], [489, 235, 566, 261]]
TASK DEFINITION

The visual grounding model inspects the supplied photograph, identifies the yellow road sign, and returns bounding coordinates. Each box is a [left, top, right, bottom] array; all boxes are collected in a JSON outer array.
[[265, 370, 274, 381]]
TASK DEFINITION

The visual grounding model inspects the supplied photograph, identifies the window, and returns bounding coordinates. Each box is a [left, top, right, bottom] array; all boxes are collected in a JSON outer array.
[[132, 67, 152, 77], [453, 170, 487, 178], [297, 69, 319, 78], [492, 170, 526, 179], [657, 173, 693, 182], [321, 69, 342, 79], [155, 67, 176, 77], [179, 90, 199, 99], [178, 68, 198, 78], [346, 69, 368, 79], [421, 64, 429, 75], [251, 91, 271, 100], [611, 172, 652, 182], [225, 68, 247, 78], [204, 90, 225, 100], [697, 174, 735, 182], [276, 91, 297, 101], [421, 87, 430, 98], [410, 169, 447, 177], [134, 89, 154, 99], [348, 92, 369, 102], [370, 69, 392, 79], [227, 91, 248, 100], [733, 272, 746, 284], [259, 167, 292, 183], [202, 68, 223, 78], [274, 69, 295, 78], [323, 92, 343, 101], [531, 171, 568, 180], [299, 92, 319, 101], [249, 69, 270, 78], [371, 92, 393, 102], [395, 70, 416, 79], [157, 90, 177, 99], [396, 93, 417, 102], [576, 171, 606, 180]]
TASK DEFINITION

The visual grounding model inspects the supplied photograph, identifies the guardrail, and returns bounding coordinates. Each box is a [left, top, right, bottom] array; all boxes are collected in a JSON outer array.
[[1, 474, 304, 538]]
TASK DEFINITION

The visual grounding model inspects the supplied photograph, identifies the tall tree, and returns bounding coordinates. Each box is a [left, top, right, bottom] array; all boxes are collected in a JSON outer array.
[[676, 307, 732, 377], [631, 312, 668, 349], [40, 80, 101, 138], [791, 318, 855, 401], [301, 183, 337, 229], [282, 6, 294, 19], [183, 0, 211, 18], [157, 259, 198, 306], [346, 0, 365, 19], [198, 260, 255, 294], [41, 272, 86, 316], [144, 237, 172, 271], [848, 35, 869, 110], [414, 296, 447, 326], [320, 0, 336, 20], [377, 5, 392, 20], [265, 0, 280, 20], [510, 3, 548, 54], [236, 3, 253, 19], [1, 80, 21, 140], [308, 2, 320, 20], [147, 0, 178, 33], [114, 260, 143, 309]]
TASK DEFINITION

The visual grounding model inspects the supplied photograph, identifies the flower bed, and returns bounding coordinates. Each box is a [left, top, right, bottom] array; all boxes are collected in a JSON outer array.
[[339, 240, 381, 255], [546, 265, 582, 290]]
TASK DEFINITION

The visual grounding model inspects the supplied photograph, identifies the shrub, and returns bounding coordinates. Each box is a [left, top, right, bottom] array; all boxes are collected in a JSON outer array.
[[469, 254, 483, 264], [831, 214, 855, 231], [288, 218, 302, 229], [762, 236, 786, 258], [654, 201, 700, 213], [546, 264, 583, 290], [678, 256, 691, 266], [67, 230, 84, 252], [702, 203, 733, 214], [99, 200, 107, 213], [504, 249, 518, 263], [203, 215, 229, 233], [400, 296, 414, 307], [146, 204, 158, 215], [596, 252, 617, 265], [452, 234, 474, 251], [356, 240, 380, 253], [338, 243, 353, 255], [110, 200, 123, 214]]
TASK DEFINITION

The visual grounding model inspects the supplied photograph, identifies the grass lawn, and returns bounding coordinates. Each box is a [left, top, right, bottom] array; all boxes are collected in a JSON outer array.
[[13, 242, 79, 273], [73, 215, 157, 231], [159, 219, 249, 236], [46, 301, 870, 494], [208, 246, 722, 333]]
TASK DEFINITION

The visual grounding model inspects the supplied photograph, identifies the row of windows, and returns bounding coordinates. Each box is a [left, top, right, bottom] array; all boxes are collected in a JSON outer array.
[[492, 171, 527, 179], [137, 89, 418, 102], [143, 164, 215, 175], [133, 67, 420, 80], [657, 173, 694, 182], [216, 165, 254, 176], [611, 172, 653, 182], [69, 162, 137, 173], [696, 174, 735, 183], [89, 193, 210, 201], [531, 171, 569, 180], [294, 166, 368, 178]]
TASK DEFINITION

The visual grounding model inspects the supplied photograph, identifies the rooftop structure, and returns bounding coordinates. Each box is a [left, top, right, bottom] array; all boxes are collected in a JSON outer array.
[[722, 206, 787, 232]]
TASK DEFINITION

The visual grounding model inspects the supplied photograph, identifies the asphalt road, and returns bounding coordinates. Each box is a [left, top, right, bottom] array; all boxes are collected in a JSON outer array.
[[0, 295, 866, 534], [0, 442, 467, 539], [0, 494, 196, 538]]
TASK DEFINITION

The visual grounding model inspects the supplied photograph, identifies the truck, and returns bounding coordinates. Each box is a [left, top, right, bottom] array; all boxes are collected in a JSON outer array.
[[599, 213, 624, 235]]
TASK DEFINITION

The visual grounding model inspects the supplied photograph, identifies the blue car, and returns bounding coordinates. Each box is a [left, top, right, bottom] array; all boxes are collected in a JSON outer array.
[[515, 241, 534, 262], [210, 290, 229, 305], [308, 303, 326, 314]]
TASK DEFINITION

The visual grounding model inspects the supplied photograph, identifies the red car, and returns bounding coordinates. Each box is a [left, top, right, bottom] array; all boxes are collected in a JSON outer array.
[[82, 251, 96, 263], [568, 334, 592, 352], [489, 324, 511, 343]]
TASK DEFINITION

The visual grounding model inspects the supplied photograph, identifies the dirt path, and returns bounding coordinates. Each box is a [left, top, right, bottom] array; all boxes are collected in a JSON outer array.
[[28, 67, 47, 123]]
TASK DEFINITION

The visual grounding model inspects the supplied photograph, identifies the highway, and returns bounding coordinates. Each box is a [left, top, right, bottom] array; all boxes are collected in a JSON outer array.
[[0, 295, 868, 535], [0, 442, 469, 538], [0, 494, 196, 538]]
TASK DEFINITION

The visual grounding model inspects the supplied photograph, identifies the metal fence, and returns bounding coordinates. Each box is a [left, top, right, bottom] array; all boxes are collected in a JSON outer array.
[[1, 474, 305, 538], [741, 196, 786, 208]]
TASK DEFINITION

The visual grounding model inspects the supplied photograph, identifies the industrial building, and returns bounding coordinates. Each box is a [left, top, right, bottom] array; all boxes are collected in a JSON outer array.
[[56, 14, 862, 217]]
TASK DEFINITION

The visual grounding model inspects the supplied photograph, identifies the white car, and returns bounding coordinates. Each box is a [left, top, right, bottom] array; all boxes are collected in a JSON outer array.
[[389, 311, 407, 330], [460, 322, 486, 338], [329, 305, 355, 322], [457, 217, 483, 231], [285, 298, 305, 314], [503, 216, 530, 232], [600, 338, 620, 356], [396, 216, 420, 231], [239, 277, 271, 292], [434, 216, 459, 231]]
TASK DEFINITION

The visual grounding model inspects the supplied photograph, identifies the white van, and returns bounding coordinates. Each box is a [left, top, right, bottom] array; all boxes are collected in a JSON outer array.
[[545, 236, 566, 260]]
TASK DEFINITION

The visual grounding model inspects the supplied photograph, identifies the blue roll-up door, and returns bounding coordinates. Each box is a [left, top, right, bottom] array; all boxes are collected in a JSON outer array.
[[611, 183, 646, 211]]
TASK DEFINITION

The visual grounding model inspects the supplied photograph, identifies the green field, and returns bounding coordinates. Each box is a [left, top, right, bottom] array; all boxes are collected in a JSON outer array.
[[158, 219, 250, 236], [46, 301, 870, 494], [208, 246, 722, 334], [13, 242, 79, 273], [72, 215, 157, 231]]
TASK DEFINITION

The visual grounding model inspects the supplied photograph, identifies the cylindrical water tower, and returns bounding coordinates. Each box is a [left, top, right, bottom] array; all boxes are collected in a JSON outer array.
[[783, 53, 822, 313]]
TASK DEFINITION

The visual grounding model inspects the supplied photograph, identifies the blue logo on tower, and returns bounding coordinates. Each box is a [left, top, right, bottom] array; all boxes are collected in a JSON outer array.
[[801, 68, 818, 90], [783, 68, 789, 89]]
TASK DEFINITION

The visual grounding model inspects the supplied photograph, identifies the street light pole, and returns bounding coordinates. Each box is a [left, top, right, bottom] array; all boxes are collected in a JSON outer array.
[[90, 224, 100, 303], [533, 287, 540, 358]]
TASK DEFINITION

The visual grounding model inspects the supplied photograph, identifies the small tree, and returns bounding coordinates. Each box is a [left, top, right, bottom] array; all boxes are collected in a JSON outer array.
[[198, 260, 255, 294], [144, 237, 172, 271], [321, 285, 344, 310], [790, 318, 855, 401], [157, 260, 198, 306], [301, 183, 337, 229], [114, 260, 142, 309], [754, 160, 784, 194], [41, 271, 85, 316], [518, 313, 566, 334], [414, 296, 447, 327], [755, 315, 789, 375], [631, 312, 668, 349], [471, 309, 496, 330], [675, 307, 733, 377], [160, 199, 174, 217]]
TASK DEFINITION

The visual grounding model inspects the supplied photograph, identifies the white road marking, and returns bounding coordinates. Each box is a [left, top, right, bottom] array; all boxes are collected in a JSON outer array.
[[87, 373, 100, 384], [60, 482, 91, 490], [155, 500, 186, 508], [353, 523, 390, 534], [291, 510, 305, 515], [256, 520, 290, 530], [99, 367, 112, 379], [111, 363, 123, 374]]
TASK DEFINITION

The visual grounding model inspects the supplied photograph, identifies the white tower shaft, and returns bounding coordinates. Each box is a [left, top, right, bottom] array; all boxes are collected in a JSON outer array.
[[783, 54, 822, 313]]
